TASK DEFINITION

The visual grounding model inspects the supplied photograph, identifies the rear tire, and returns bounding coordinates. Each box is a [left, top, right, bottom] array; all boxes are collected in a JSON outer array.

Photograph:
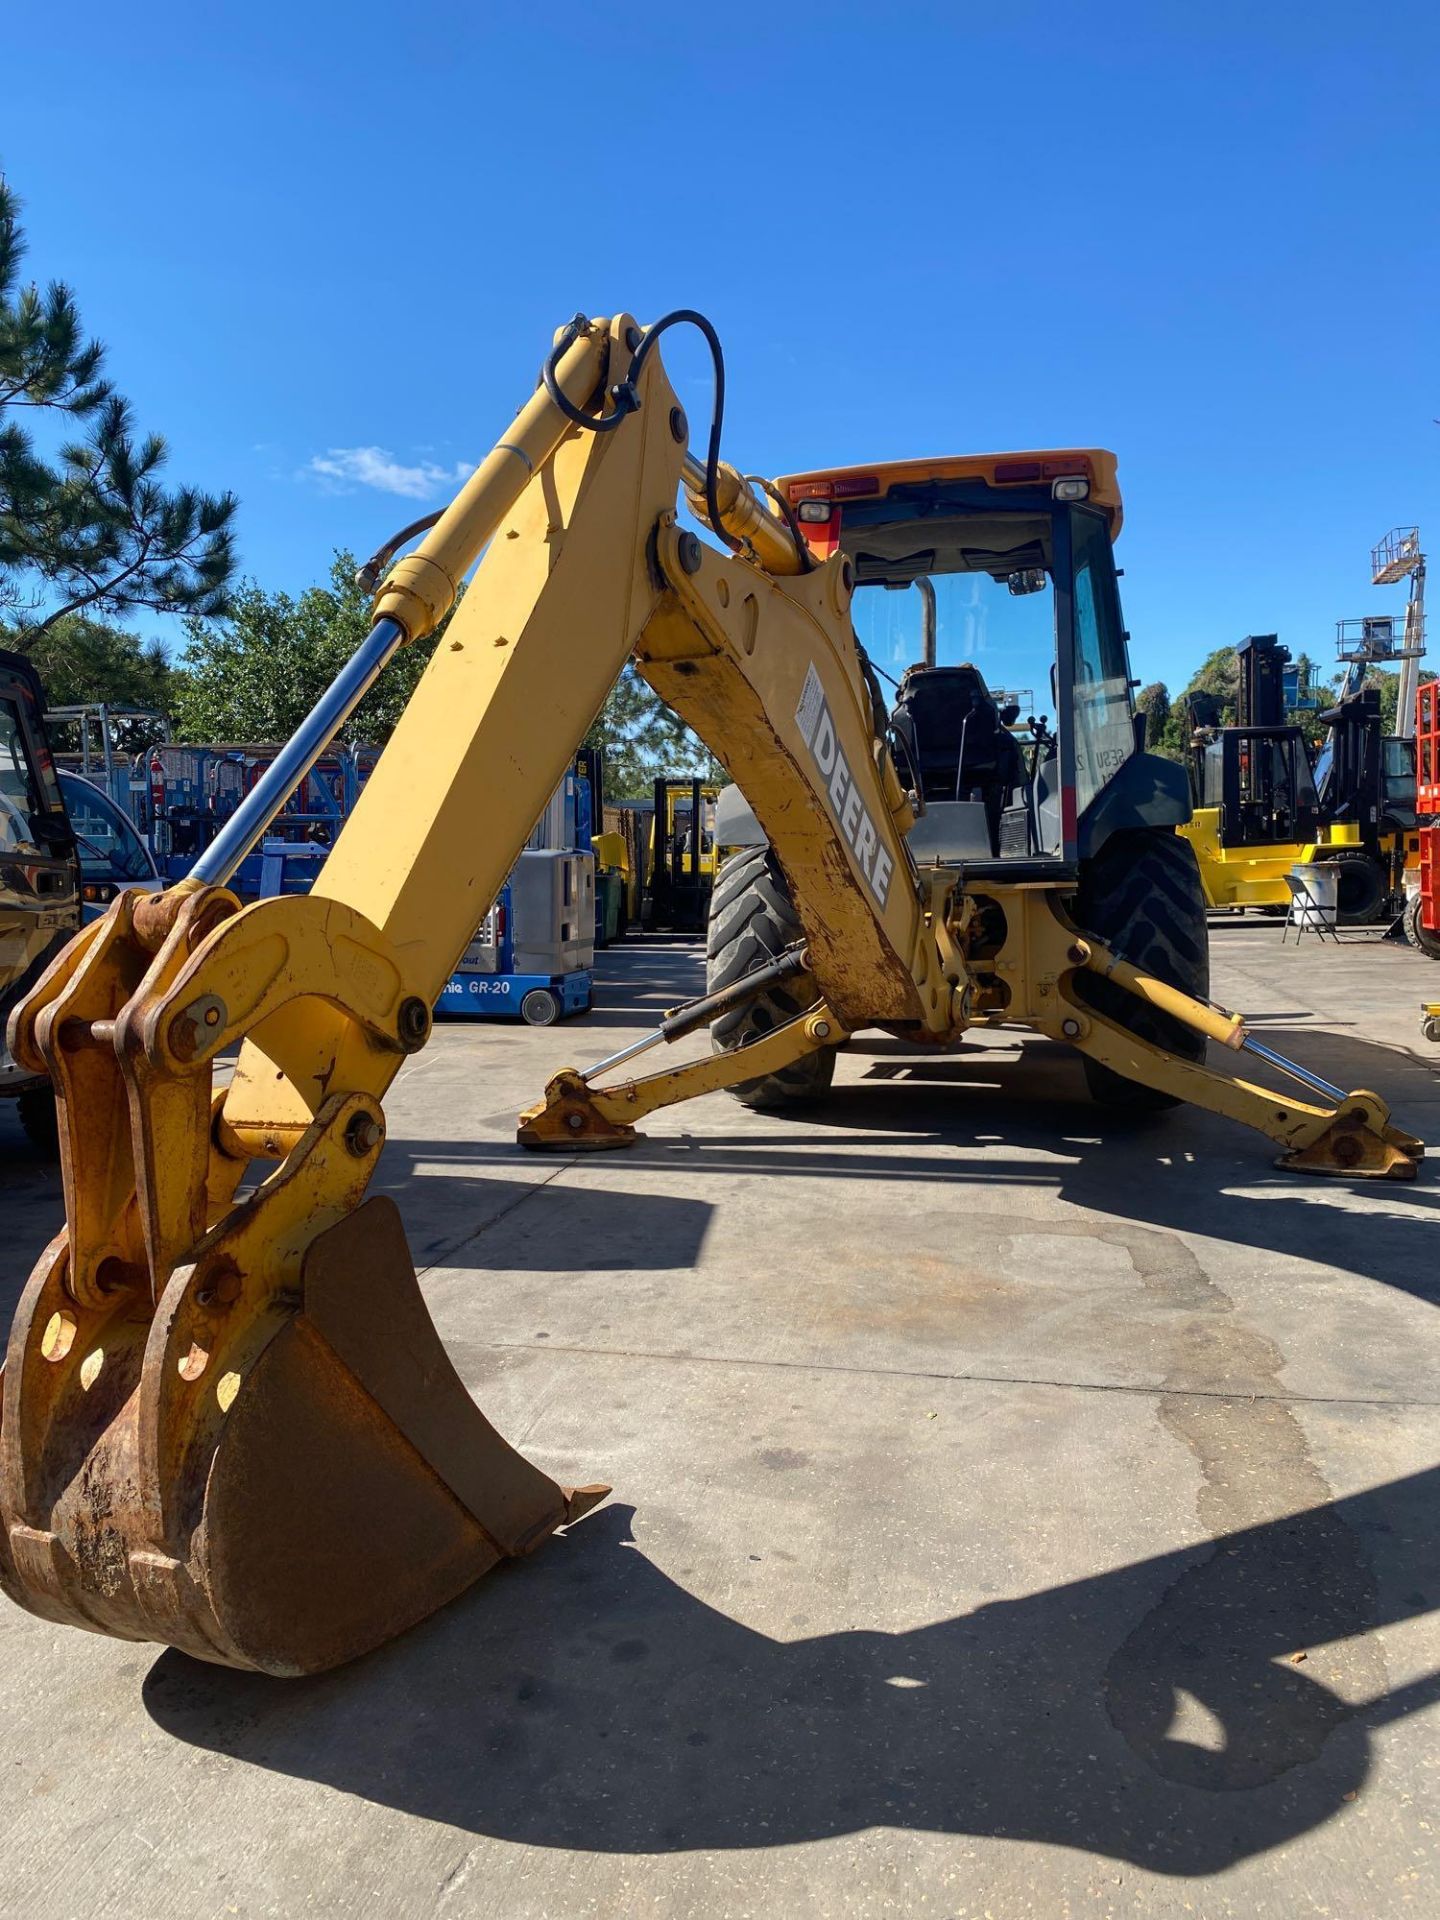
[[1318, 848, 1386, 925], [707, 847, 836, 1109], [1072, 829, 1210, 1111], [1402, 892, 1440, 961], [520, 988, 561, 1026]]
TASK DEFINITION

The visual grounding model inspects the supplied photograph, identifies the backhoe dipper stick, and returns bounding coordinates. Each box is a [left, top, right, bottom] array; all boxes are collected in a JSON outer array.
[[0, 313, 679, 1676]]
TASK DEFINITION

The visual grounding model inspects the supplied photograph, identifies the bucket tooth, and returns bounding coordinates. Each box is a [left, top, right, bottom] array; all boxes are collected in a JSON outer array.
[[0, 1198, 603, 1675], [563, 1484, 612, 1527]]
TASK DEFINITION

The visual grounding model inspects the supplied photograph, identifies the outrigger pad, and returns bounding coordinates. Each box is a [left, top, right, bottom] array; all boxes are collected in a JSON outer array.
[[1278, 1094, 1423, 1181], [0, 1200, 606, 1676]]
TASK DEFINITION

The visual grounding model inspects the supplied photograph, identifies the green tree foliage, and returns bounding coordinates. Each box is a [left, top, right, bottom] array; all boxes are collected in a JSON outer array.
[[1135, 680, 1170, 750], [584, 664, 726, 800], [1336, 664, 1437, 736], [174, 552, 449, 744], [0, 611, 171, 707], [2, 611, 175, 752], [1150, 645, 1240, 758], [0, 184, 107, 419], [1183, 644, 1240, 717], [0, 175, 237, 636]]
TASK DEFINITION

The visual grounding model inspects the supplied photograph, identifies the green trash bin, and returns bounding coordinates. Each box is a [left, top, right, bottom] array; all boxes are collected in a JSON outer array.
[[596, 869, 623, 946]]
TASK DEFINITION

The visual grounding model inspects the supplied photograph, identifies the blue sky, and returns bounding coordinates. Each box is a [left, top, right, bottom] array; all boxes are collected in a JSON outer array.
[[5, 1, 1435, 694]]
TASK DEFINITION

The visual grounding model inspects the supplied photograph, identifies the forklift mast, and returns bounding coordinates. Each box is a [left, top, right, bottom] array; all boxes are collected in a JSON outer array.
[[1183, 641, 1318, 848], [1315, 687, 1384, 840], [646, 775, 713, 933], [1236, 634, 1289, 730]]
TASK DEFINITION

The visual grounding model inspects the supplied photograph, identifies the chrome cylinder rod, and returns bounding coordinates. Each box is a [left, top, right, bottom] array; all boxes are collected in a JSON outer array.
[[187, 616, 406, 889], [580, 1029, 667, 1084], [581, 946, 809, 1084], [1240, 1036, 1346, 1105]]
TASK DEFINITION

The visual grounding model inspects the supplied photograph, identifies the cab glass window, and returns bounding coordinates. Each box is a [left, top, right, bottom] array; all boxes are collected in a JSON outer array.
[[1383, 735, 1416, 807], [1069, 507, 1134, 813], [58, 774, 154, 881], [0, 697, 43, 854]]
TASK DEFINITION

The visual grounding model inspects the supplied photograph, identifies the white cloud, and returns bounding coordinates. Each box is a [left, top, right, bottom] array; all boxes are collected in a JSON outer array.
[[303, 446, 474, 500]]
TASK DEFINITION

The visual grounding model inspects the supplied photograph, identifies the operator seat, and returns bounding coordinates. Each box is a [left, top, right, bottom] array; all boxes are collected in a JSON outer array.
[[890, 664, 1024, 854]]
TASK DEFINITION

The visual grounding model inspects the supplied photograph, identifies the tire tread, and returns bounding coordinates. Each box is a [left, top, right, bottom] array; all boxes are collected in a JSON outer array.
[[1072, 829, 1210, 1110], [706, 848, 836, 1108]]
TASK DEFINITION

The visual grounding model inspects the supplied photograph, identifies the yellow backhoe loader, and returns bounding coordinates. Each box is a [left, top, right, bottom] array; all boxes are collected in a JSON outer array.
[[0, 312, 1421, 1680]]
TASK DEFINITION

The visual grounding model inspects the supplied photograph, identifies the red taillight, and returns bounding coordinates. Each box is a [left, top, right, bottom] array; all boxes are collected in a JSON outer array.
[[994, 458, 1090, 484], [786, 474, 880, 502]]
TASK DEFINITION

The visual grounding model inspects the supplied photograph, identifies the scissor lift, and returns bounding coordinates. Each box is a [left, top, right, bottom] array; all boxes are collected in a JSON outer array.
[[1414, 681, 1440, 992]]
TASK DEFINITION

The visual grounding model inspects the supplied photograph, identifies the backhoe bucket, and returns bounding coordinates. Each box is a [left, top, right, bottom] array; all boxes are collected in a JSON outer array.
[[0, 1199, 605, 1675]]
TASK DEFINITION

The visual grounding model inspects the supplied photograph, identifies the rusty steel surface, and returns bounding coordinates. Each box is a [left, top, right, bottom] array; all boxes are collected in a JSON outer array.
[[0, 887, 605, 1675], [0, 1190, 605, 1675]]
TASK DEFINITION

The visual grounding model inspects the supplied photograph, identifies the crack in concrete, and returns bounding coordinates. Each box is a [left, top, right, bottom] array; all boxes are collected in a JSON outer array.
[[466, 1334, 1440, 1411], [1094, 1219, 1388, 1790], [411, 1157, 581, 1278]]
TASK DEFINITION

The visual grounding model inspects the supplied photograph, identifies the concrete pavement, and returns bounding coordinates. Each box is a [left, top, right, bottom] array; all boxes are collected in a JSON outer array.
[[0, 919, 1436, 1917]]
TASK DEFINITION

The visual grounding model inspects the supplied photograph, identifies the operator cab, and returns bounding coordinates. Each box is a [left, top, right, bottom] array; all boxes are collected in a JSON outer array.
[[778, 451, 1164, 878], [0, 650, 80, 1107]]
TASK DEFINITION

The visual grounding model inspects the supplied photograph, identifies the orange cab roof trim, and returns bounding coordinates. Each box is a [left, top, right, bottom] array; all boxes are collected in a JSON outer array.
[[776, 450, 1123, 539]]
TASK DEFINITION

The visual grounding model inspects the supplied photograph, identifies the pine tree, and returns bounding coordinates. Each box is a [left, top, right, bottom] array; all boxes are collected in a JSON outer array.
[[583, 665, 726, 800], [0, 174, 237, 636]]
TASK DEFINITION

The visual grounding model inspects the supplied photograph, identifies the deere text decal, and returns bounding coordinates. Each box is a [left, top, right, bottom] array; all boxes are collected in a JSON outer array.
[[795, 663, 894, 908]]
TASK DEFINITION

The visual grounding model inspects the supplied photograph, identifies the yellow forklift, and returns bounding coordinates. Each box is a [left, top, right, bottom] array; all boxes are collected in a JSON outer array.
[[1180, 634, 1417, 923], [643, 774, 719, 933]]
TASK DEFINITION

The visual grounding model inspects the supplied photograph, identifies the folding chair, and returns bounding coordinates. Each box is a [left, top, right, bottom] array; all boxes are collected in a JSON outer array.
[[1281, 866, 1340, 944]]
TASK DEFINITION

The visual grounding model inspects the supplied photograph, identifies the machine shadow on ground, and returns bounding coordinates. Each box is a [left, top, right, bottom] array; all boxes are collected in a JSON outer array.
[[579, 936, 707, 1030], [369, 1159, 716, 1275], [625, 1039, 1439, 1313], [144, 1467, 1439, 1875], [139, 1015, 1440, 1878], [10, 953, 1438, 1883]]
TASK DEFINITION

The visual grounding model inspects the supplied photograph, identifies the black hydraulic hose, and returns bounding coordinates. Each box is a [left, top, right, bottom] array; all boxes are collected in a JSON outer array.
[[539, 308, 741, 554], [626, 310, 738, 552], [541, 314, 634, 433], [354, 509, 445, 593], [744, 472, 816, 572]]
